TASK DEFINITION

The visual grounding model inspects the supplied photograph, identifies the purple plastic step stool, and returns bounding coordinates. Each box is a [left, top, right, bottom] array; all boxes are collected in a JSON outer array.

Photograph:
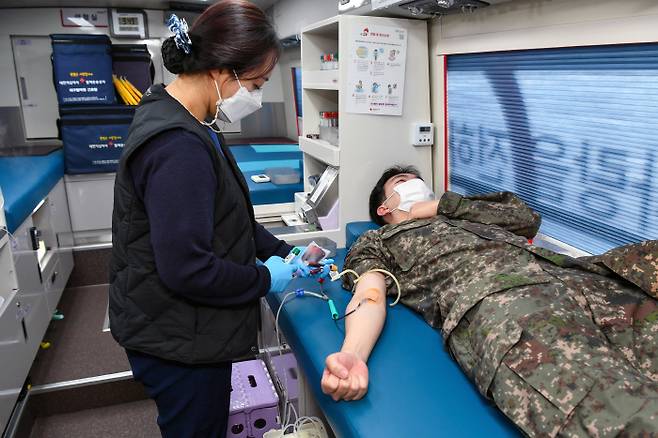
[[227, 412, 248, 438], [270, 353, 299, 401], [227, 359, 280, 438]]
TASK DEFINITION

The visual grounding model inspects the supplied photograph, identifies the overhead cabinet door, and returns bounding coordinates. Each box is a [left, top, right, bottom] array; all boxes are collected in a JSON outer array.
[[11, 36, 59, 139]]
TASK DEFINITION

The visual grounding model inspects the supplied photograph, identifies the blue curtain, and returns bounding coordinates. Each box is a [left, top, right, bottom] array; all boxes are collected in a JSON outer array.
[[447, 44, 658, 254], [292, 67, 303, 117]]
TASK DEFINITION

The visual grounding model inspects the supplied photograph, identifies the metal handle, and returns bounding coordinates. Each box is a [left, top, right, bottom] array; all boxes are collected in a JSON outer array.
[[21, 318, 28, 342], [19, 77, 28, 100], [29, 227, 39, 251]]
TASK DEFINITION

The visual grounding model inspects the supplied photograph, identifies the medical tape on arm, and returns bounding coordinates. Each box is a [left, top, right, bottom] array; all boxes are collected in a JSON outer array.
[[356, 287, 382, 304], [362, 269, 402, 306], [334, 267, 401, 306]]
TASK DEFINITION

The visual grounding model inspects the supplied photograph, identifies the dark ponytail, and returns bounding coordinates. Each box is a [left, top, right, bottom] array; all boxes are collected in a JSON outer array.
[[162, 0, 281, 78]]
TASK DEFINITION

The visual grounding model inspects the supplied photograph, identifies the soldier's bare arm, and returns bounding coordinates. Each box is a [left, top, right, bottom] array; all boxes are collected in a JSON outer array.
[[437, 191, 541, 238], [321, 272, 387, 401]]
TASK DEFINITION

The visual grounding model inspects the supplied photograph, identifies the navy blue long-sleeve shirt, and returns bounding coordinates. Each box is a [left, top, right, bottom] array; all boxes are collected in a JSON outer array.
[[128, 128, 292, 307]]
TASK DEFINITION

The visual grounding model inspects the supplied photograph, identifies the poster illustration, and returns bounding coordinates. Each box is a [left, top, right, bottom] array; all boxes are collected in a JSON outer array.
[[347, 24, 407, 116]]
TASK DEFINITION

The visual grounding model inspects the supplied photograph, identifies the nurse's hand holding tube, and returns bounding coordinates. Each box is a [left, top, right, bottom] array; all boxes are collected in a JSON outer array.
[[288, 246, 334, 280]]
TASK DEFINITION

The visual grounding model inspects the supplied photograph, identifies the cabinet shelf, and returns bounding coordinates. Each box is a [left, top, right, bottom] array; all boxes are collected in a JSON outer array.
[[302, 16, 339, 36], [299, 137, 340, 167], [303, 70, 339, 90]]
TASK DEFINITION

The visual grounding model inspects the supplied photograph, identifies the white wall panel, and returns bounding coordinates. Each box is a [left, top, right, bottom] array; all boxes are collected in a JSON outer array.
[[270, 0, 337, 39], [277, 48, 302, 140]]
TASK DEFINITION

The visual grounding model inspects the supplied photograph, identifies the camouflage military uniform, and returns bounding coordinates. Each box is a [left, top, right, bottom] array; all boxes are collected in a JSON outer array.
[[343, 191, 658, 437]]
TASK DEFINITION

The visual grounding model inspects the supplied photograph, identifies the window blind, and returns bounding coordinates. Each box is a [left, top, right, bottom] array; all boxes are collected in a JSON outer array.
[[447, 44, 658, 254]]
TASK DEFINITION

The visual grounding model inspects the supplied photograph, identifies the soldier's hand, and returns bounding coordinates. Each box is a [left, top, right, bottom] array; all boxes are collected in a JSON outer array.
[[321, 351, 369, 401]]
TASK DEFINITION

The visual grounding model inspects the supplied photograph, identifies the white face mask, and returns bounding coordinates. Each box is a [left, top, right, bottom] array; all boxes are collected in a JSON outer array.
[[203, 71, 263, 128], [218, 84, 263, 123], [383, 178, 435, 213]]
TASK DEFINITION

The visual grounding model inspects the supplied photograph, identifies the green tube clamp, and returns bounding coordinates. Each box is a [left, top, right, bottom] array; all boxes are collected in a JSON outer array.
[[328, 299, 339, 320]]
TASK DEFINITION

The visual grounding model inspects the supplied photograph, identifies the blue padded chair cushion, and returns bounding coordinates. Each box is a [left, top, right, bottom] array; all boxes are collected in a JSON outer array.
[[265, 248, 519, 438], [346, 221, 380, 248], [0, 150, 65, 233]]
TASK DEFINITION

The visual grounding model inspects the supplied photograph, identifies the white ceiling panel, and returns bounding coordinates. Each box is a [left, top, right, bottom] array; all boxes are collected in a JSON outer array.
[[0, 0, 279, 11]]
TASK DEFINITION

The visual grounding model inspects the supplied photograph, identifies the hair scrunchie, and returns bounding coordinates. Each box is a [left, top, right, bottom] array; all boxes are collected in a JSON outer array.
[[167, 14, 192, 55]]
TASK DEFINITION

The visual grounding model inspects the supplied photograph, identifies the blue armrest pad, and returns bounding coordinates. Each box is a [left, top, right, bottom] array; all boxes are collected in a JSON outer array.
[[0, 150, 65, 233], [345, 221, 380, 248], [229, 144, 303, 205], [266, 249, 519, 438]]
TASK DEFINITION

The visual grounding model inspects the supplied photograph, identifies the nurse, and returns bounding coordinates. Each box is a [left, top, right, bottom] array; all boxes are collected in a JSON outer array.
[[109, 1, 302, 437]]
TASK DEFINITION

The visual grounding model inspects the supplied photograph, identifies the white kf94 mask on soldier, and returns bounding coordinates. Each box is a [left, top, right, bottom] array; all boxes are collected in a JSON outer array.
[[384, 178, 435, 213]]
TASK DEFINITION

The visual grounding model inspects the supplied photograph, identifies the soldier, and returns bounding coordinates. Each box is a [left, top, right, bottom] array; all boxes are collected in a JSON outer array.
[[321, 165, 658, 437]]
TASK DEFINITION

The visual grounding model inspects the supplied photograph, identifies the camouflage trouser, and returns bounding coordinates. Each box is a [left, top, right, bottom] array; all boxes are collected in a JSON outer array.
[[449, 279, 658, 437]]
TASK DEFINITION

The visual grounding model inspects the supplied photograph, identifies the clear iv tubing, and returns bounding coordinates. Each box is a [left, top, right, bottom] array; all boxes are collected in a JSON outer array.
[[274, 290, 328, 437], [331, 268, 402, 306]]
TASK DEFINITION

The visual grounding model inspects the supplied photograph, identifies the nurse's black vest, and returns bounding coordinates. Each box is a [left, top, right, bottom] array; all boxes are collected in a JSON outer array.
[[109, 84, 259, 364]]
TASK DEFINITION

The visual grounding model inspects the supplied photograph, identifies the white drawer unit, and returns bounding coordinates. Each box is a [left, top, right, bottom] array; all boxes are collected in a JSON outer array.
[[0, 181, 74, 432], [0, 292, 27, 433], [0, 189, 18, 307], [0, 290, 50, 433]]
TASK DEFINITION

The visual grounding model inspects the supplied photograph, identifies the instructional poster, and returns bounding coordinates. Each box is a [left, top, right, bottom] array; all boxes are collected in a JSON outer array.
[[347, 24, 407, 116]]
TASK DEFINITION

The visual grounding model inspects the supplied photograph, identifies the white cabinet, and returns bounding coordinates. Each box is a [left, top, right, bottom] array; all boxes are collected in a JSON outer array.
[[0, 180, 74, 432], [10, 36, 59, 139], [64, 173, 115, 246], [299, 15, 432, 242], [0, 292, 27, 432], [0, 190, 22, 432], [0, 188, 18, 314], [44, 180, 74, 313], [12, 180, 74, 314]]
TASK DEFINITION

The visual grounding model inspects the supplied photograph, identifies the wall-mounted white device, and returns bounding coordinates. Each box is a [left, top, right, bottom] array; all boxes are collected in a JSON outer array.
[[110, 9, 148, 39], [411, 122, 434, 146]]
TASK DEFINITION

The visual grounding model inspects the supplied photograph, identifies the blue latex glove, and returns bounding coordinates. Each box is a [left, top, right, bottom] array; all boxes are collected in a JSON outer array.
[[264, 256, 297, 293], [288, 246, 308, 276], [292, 256, 335, 280], [321, 259, 335, 279], [312, 259, 335, 280]]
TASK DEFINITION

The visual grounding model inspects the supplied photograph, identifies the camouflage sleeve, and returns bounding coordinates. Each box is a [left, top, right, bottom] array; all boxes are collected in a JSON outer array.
[[342, 229, 394, 292], [589, 240, 658, 299], [437, 191, 542, 239]]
